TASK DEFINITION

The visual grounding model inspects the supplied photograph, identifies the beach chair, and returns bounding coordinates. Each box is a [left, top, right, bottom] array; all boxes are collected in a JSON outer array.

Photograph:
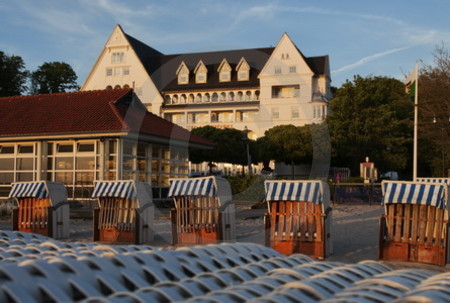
[[168, 176, 235, 245], [9, 181, 69, 239], [379, 181, 449, 266], [92, 180, 154, 244], [264, 180, 332, 258]]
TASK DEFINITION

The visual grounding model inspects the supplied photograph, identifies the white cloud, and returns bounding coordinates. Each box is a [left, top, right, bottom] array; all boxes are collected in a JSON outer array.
[[332, 47, 410, 74]]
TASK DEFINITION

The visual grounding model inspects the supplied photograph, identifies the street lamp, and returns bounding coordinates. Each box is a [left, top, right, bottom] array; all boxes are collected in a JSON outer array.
[[242, 126, 252, 175]]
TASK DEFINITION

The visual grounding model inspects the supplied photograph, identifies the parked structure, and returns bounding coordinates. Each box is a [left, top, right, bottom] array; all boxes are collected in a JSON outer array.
[[9, 181, 69, 239], [92, 180, 154, 244], [168, 176, 235, 245]]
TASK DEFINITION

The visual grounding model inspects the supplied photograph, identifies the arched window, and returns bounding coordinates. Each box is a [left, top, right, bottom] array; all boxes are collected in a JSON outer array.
[[211, 112, 218, 122], [203, 93, 210, 102], [180, 94, 187, 103], [114, 85, 121, 89], [228, 92, 235, 101], [236, 91, 243, 101], [123, 84, 130, 89], [245, 91, 251, 101], [105, 85, 113, 90], [220, 92, 226, 102], [212, 93, 218, 102], [164, 95, 171, 104], [255, 90, 260, 101], [172, 95, 179, 104], [195, 93, 202, 102], [188, 94, 194, 103]]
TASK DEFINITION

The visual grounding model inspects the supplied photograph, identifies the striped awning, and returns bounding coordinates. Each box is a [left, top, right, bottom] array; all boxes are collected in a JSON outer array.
[[382, 181, 447, 209], [9, 182, 48, 199], [168, 177, 216, 197], [92, 181, 136, 200], [264, 181, 323, 204], [416, 178, 450, 184]]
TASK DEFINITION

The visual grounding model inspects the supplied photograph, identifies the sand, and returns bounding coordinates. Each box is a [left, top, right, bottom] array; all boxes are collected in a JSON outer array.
[[2, 203, 449, 271]]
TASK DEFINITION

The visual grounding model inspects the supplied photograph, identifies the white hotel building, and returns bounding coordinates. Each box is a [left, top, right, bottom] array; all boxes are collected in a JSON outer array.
[[82, 25, 332, 174]]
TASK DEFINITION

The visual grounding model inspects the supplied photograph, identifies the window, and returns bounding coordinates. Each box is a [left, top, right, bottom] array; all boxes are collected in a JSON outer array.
[[238, 70, 249, 81], [111, 52, 125, 63], [178, 75, 188, 84], [291, 107, 300, 119], [272, 108, 280, 119], [196, 73, 206, 83], [106, 69, 112, 76], [289, 66, 297, 73], [123, 67, 130, 75], [114, 68, 121, 76], [274, 66, 282, 74], [220, 71, 230, 82], [272, 85, 300, 98]]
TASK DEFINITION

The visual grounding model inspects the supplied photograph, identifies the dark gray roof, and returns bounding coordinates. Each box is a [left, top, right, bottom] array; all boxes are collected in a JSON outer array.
[[124, 32, 328, 92]]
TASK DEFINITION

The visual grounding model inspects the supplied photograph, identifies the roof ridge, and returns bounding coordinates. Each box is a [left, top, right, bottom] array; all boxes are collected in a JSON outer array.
[[0, 88, 133, 101], [108, 101, 131, 131]]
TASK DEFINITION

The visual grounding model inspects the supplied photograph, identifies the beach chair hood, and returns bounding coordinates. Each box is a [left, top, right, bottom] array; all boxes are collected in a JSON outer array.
[[92, 180, 153, 209], [382, 180, 449, 213], [168, 176, 232, 208], [264, 180, 330, 210], [9, 181, 67, 206]]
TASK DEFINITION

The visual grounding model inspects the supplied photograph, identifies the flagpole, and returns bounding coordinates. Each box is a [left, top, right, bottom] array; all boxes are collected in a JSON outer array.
[[413, 61, 419, 180]]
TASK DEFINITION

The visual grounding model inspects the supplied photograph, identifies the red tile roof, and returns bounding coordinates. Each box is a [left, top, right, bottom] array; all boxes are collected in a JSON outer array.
[[0, 89, 212, 146]]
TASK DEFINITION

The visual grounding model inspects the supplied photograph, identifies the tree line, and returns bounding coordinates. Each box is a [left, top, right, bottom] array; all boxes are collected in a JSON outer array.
[[0, 51, 78, 96], [1, 46, 448, 178]]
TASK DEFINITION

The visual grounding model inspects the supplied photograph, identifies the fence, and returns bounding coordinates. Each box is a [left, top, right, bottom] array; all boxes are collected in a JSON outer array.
[[332, 183, 382, 205]]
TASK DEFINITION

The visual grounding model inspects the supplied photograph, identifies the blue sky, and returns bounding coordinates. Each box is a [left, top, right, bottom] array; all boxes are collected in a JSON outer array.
[[1, 0, 449, 88]]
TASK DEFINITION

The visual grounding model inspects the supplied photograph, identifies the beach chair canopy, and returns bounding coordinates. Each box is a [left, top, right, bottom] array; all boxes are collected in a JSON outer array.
[[382, 181, 448, 210], [168, 176, 232, 206], [9, 181, 68, 206], [416, 178, 450, 184], [92, 180, 153, 209], [264, 180, 330, 207]]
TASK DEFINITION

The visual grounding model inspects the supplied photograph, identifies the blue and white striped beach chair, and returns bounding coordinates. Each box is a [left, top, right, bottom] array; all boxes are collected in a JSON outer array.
[[379, 180, 449, 266], [168, 176, 235, 245], [92, 180, 154, 244], [264, 180, 332, 258]]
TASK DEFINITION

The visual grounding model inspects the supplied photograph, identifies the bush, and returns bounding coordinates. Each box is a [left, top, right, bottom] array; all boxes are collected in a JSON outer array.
[[224, 175, 267, 202]]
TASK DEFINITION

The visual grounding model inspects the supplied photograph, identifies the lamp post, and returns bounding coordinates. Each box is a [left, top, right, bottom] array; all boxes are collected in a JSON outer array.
[[242, 126, 252, 175]]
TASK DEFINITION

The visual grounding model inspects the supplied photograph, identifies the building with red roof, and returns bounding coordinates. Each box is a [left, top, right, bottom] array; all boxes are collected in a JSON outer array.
[[0, 89, 212, 200]]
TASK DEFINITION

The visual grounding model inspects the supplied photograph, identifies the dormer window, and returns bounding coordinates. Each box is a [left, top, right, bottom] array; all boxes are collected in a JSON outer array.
[[236, 57, 250, 81], [194, 60, 207, 84], [176, 61, 189, 85], [218, 59, 231, 82]]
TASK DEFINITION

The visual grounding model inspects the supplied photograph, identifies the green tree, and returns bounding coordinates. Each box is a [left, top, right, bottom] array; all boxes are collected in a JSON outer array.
[[0, 51, 28, 96], [259, 124, 313, 177], [415, 43, 450, 177], [327, 75, 413, 177], [189, 126, 250, 173], [30, 62, 79, 94]]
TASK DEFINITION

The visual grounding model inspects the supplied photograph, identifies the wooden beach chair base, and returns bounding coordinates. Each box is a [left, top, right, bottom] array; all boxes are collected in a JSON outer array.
[[171, 208, 222, 245], [98, 228, 136, 244], [264, 201, 330, 259], [14, 198, 52, 237], [379, 204, 449, 266]]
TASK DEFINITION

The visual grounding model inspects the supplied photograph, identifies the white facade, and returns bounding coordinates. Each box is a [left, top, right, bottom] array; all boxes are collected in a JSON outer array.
[[82, 26, 331, 139]]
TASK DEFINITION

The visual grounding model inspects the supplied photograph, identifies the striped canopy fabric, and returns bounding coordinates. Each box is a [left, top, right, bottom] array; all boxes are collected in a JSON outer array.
[[264, 181, 323, 204], [416, 178, 450, 184], [382, 181, 447, 210], [92, 181, 136, 200], [168, 177, 216, 197], [9, 182, 48, 199]]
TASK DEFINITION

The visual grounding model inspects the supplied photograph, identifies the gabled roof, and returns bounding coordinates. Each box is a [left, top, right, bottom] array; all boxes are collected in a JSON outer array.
[[0, 89, 212, 147]]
